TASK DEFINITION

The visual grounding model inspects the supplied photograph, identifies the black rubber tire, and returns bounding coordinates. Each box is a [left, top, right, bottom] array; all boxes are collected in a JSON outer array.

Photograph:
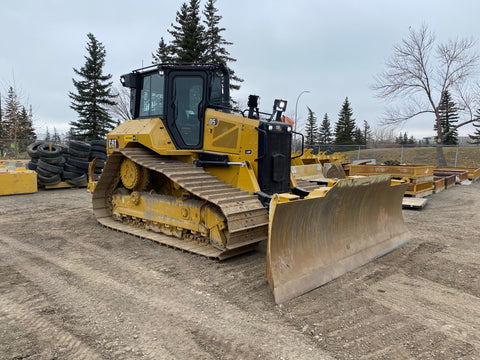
[[66, 174, 88, 186], [90, 139, 106, 147], [94, 168, 103, 175], [69, 146, 90, 159], [27, 161, 37, 170], [94, 159, 105, 169], [27, 141, 46, 158], [67, 157, 90, 171], [37, 143, 63, 158], [68, 152, 89, 162], [37, 159, 63, 174], [68, 140, 91, 152], [91, 144, 107, 153], [89, 151, 107, 161], [41, 156, 66, 166], [64, 163, 85, 174], [63, 170, 84, 180], [37, 173, 61, 185], [30, 157, 39, 164], [36, 166, 57, 178]]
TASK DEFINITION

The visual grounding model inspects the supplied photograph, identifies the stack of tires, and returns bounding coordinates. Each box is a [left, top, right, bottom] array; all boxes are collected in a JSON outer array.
[[26, 139, 107, 187], [63, 140, 91, 186], [89, 140, 107, 180], [34, 143, 65, 186], [26, 141, 45, 171]]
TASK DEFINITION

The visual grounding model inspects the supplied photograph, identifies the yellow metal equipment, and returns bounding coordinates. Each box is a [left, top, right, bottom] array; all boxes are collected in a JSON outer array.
[[93, 63, 410, 303], [267, 175, 409, 303], [0, 167, 38, 196]]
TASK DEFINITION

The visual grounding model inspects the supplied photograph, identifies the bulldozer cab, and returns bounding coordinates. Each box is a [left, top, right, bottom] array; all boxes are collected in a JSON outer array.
[[121, 64, 230, 150]]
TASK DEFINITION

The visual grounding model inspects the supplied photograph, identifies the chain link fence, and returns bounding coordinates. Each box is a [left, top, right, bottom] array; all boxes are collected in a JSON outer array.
[[0, 138, 36, 159], [302, 143, 480, 168]]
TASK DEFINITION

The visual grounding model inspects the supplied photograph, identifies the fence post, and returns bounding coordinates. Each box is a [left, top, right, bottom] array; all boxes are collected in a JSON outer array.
[[357, 145, 361, 160], [400, 145, 404, 164], [454, 145, 459, 168]]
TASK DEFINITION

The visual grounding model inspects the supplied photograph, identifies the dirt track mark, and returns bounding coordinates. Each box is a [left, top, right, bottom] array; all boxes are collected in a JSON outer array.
[[0, 294, 102, 360], [365, 273, 480, 346], [0, 232, 334, 360], [1, 181, 479, 359]]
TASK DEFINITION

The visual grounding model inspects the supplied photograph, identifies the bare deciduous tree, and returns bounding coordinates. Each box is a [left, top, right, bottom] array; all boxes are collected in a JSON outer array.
[[371, 126, 396, 147], [108, 86, 132, 124], [372, 25, 480, 164]]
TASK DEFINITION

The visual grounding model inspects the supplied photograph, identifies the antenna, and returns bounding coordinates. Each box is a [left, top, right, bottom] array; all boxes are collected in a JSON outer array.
[[11, 68, 16, 90]]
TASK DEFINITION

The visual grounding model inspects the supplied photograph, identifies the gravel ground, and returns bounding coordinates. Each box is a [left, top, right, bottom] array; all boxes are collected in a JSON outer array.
[[0, 180, 479, 359]]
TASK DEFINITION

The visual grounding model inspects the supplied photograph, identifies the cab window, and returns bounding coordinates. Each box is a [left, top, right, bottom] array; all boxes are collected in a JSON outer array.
[[139, 72, 164, 117]]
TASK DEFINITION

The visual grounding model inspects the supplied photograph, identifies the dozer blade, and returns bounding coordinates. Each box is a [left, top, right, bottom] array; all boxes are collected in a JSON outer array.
[[266, 175, 410, 304]]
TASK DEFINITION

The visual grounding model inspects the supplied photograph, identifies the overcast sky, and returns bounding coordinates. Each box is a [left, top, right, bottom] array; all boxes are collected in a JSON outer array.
[[1, 0, 480, 139]]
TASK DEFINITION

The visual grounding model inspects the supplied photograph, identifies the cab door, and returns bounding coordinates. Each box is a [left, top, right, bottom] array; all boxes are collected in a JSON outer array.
[[166, 71, 207, 149]]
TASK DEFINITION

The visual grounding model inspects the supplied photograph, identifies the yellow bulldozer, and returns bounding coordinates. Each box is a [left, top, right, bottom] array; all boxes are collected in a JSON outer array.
[[92, 64, 409, 303]]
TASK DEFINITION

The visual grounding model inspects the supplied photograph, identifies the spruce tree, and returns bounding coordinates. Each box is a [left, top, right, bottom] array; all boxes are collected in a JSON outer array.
[[304, 106, 318, 149], [435, 90, 459, 145], [2, 87, 21, 141], [468, 109, 480, 144], [318, 113, 333, 145], [354, 126, 365, 145], [202, 0, 243, 91], [69, 33, 116, 140], [363, 120, 372, 145], [152, 0, 241, 92], [17, 106, 36, 151], [334, 97, 356, 145], [1, 87, 36, 152], [152, 37, 174, 64], [168, 0, 206, 63], [395, 133, 402, 144]]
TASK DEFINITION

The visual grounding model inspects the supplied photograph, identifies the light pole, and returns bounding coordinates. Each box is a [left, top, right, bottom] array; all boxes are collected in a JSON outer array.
[[293, 90, 310, 153]]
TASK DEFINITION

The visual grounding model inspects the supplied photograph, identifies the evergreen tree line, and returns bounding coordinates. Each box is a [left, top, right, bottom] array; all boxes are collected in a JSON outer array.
[[395, 132, 416, 145], [0, 87, 36, 155], [303, 97, 373, 150]]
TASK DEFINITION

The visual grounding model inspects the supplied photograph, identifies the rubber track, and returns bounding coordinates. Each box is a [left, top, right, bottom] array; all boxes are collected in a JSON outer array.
[[92, 147, 269, 259]]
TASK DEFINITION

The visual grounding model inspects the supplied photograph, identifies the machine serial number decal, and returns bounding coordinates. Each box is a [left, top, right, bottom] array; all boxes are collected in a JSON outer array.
[[108, 139, 119, 148], [124, 135, 137, 142], [209, 118, 218, 126]]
